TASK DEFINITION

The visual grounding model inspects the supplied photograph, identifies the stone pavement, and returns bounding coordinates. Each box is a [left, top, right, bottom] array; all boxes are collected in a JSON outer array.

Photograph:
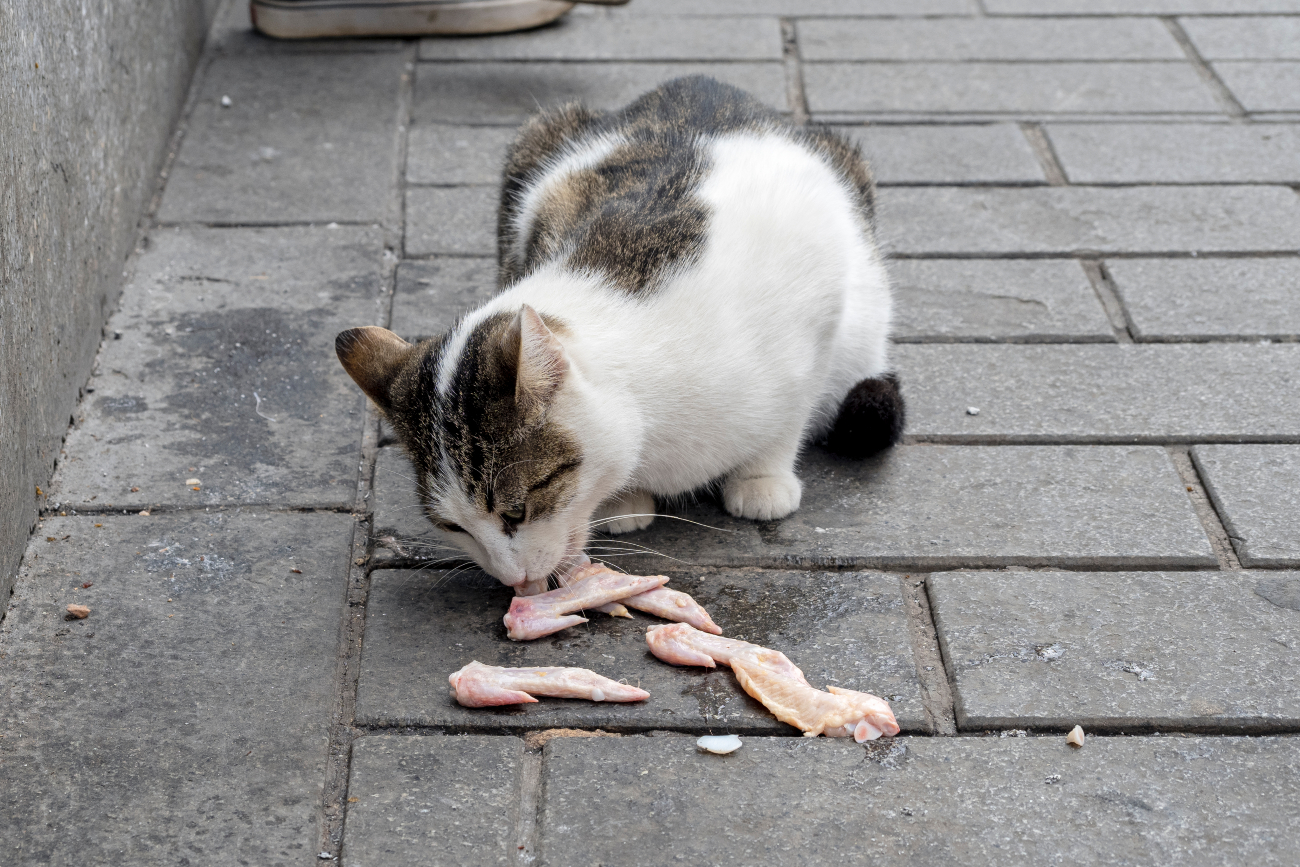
[[3, 0, 1300, 864]]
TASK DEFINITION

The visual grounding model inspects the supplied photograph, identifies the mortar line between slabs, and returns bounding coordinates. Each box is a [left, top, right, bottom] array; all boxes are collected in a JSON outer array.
[[1168, 445, 1243, 571], [1162, 16, 1248, 120], [1080, 258, 1137, 343], [317, 404, 384, 858], [515, 750, 544, 866], [393, 44, 417, 262], [901, 575, 958, 735], [1018, 122, 1068, 186], [780, 19, 810, 125]]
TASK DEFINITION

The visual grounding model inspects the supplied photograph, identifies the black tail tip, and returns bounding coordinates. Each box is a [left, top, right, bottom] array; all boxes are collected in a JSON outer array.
[[824, 373, 905, 459]]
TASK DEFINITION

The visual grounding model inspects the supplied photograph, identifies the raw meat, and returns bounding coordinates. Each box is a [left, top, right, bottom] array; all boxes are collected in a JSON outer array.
[[448, 661, 649, 707], [645, 623, 899, 742], [551, 557, 720, 632], [504, 564, 667, 640]]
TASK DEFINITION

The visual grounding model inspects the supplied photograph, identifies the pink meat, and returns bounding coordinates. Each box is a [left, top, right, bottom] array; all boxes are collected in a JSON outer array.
[[645, 623, 899, 741], [504, 565, 667, 640], [620, 586, 722, 634], [449, 661, 649, 707]]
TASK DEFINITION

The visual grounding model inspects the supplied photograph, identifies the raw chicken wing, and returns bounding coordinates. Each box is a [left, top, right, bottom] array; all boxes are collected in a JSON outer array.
[[449, 661, 650, 707], [645, 623, 899, 742], [504, 565, 667, 640]]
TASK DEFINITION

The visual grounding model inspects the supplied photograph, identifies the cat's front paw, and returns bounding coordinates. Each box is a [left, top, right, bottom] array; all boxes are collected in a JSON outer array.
[[592, 489, 656, 535], [723, 473, 802, 521]]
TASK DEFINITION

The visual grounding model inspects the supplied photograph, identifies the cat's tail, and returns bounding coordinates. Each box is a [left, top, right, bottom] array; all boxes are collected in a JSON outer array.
[[824, 374, 905, 459]]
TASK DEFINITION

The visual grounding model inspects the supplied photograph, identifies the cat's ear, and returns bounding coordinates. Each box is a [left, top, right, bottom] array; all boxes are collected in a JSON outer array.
[[336, 326, 415, 412], [509, 305, 568, 420]]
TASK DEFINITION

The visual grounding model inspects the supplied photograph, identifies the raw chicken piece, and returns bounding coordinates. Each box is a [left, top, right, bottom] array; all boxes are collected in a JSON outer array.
[[620, 586, 722, 634], [645, 623, 899, 742], [731, 659, 899, 742], [645, 623, 807, 683], [504, 564, 667, 640], [449, 661, 650, 707], [554, 557, 630, 619]]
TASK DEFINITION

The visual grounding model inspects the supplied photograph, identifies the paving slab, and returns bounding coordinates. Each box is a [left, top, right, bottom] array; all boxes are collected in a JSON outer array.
[[798, 18, 1184, 61], [342, 735, 522, 867], [47, 226, 383, 512], [539, 735, 1300, 867], [888, 258, 1113, 341], [370, 445, 1214, 571], [1181, 16, 1300, 59], [803, 62, 1220, 117], [413, 62, 788, 125], [406, 186, 498, 257], [929, 571, 1300, 732], [1213, 62, 1300, 113], [1046, 122, 1300, 183], [1193, 445, 1300, 567], [838, 124, 1046, 185], [1105, 257, 1300, 339], [157, 53, 405, 224], [355, 566, 927, 734], [407, 125, 518, 185], [0, 511, 352, 863], [391, 258, 498, 340], [895, 343, 1300, 442], [418, 14, 781, 61], [879, 186, 1300, 254], [986, 0, 1300, 11]]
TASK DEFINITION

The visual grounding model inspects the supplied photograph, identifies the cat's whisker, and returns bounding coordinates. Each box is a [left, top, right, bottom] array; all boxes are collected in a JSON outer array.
[[584, 513, 739, 535]]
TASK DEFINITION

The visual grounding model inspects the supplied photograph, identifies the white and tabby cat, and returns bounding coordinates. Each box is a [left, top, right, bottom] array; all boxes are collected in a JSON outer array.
[[337, 76, 903, 594]]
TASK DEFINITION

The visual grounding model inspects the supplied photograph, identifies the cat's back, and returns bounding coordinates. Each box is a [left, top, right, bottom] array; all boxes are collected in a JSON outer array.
[[497, 76, 877, 293]]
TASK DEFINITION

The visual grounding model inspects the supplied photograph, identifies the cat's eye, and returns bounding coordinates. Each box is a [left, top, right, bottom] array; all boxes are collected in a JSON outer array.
[[501, 508, 525, 524], [437, 521, 465, 534]]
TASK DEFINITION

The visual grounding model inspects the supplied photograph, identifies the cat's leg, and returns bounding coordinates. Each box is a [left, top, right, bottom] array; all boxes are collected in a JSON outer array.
[[592, 489, 656, 535], [723, 440, 802, 521]]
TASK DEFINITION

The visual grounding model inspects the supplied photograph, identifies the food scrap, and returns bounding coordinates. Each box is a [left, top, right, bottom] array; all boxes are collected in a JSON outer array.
[[646, 623, 899, 742], [449, 661, 649, 707], [697, 734, 742, 755], [549, 556, 721, 633], [1067, 725, 1085, 747], [65, 604, 91, 620], [504, 563, 667, 640]]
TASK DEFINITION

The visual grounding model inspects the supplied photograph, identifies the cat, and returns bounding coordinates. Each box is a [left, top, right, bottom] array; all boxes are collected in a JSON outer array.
[[336, 76, 903, 595]]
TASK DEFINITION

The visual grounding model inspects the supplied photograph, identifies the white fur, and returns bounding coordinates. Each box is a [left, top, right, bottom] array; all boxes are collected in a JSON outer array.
[[433, 130, 892, 588]]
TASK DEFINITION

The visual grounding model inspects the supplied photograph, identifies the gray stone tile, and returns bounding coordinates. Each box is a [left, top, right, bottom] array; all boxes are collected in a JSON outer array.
[[369, 446, 437, 564], [629, 0, 977, 12], [1106, 257, 1300, 339], [930, 571, 1300, 731], [879, 186, 1300, 254], [889, 259, 1113, 341], [837, 124, 1046, 185], [804, 62, 1221, 116], [392, 258, 498, 340], [406, 186, 498, 256], [1214, 62, 1300, 112], [1194, 445, 1300, 567], [987, 0, 1300, 11], [370, 445, 1215, 571], [895, 343, 1300, 441], [0, 511, 352, 863], [47, 226, 383, 512], [1181, 16, 1300, 59], [539, 735, 1300, 867], [1046, 122, 1300, 183], [799, 18, 1184, 61], [407, 125, 517, 186], [158, 53, 404, 224], [342, 735, 522, 867], [412, 62, 788, 125], [418, 15, 782, 61], [355, 566, 928, 734]]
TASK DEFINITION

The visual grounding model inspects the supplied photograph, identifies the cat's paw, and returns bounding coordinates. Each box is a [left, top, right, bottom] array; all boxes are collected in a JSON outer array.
[[723, 473, 802, 521], [592, 489, 656, 535]]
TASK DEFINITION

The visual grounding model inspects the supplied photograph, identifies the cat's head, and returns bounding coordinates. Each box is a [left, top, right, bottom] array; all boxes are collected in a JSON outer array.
[[336, 305, 630, 592]]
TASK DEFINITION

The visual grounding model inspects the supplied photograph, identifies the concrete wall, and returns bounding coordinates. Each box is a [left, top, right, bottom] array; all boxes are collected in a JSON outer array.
[[1, 1, 221, 604]]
